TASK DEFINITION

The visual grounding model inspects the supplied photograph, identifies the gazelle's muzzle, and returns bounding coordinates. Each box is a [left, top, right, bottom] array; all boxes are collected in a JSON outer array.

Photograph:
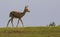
[[28, 10, 30, 12]]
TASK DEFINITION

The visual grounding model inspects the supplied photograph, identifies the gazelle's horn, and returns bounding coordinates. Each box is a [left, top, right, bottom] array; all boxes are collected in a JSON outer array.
[[25, 5, 28, 8]]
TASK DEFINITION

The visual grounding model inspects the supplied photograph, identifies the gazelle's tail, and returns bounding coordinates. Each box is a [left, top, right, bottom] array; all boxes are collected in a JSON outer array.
[[9, 11, 15, 17]]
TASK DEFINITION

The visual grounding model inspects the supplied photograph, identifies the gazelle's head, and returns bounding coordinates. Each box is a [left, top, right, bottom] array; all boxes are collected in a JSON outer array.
[[24, 5, 30, 12]]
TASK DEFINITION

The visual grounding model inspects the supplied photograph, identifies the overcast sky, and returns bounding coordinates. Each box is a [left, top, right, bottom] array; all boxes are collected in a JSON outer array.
[[0, 0, 60, 27]]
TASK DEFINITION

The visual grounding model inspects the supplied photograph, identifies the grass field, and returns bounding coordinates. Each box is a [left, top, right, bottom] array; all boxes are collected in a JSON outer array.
[[0, 26, 60, 37]]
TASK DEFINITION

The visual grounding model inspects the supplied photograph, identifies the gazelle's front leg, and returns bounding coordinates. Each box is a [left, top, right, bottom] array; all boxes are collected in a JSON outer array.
[[16, 19, 19, 27], [20, 19, 24, 27]]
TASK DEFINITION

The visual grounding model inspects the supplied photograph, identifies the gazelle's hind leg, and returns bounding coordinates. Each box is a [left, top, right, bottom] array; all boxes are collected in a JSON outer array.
[[20, 19, 24, 27], [7, 18, 11, 27], [11, 18, 14, 27], [7, 17, 14, 28]]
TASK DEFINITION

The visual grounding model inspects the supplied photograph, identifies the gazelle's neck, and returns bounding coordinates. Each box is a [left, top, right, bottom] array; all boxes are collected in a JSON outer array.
[[23, 8, 27, 14]]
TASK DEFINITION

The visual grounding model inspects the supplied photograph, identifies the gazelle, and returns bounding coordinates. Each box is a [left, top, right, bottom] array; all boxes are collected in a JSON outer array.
[[7, 6, 30, 27]]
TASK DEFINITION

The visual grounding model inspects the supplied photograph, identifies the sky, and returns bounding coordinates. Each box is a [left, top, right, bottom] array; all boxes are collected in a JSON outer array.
[[0, 0, 60, 27]]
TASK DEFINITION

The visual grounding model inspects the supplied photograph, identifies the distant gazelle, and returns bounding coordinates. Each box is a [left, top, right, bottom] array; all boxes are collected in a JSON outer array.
[[7, 6, 30, 27]]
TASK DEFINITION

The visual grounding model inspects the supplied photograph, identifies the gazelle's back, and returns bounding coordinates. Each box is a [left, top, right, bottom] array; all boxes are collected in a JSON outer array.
[[9, 11, 23, 18]]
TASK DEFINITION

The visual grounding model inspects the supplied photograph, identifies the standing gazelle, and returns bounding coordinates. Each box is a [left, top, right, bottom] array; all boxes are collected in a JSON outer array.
[[7, 6, 30, 27]]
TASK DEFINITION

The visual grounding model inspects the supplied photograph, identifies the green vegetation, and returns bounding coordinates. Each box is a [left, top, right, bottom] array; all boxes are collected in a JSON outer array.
[[0, 26, 60, 37]]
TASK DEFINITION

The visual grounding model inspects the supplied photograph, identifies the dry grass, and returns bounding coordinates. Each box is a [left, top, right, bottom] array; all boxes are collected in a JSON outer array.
[[0, 26, 60, 37]]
